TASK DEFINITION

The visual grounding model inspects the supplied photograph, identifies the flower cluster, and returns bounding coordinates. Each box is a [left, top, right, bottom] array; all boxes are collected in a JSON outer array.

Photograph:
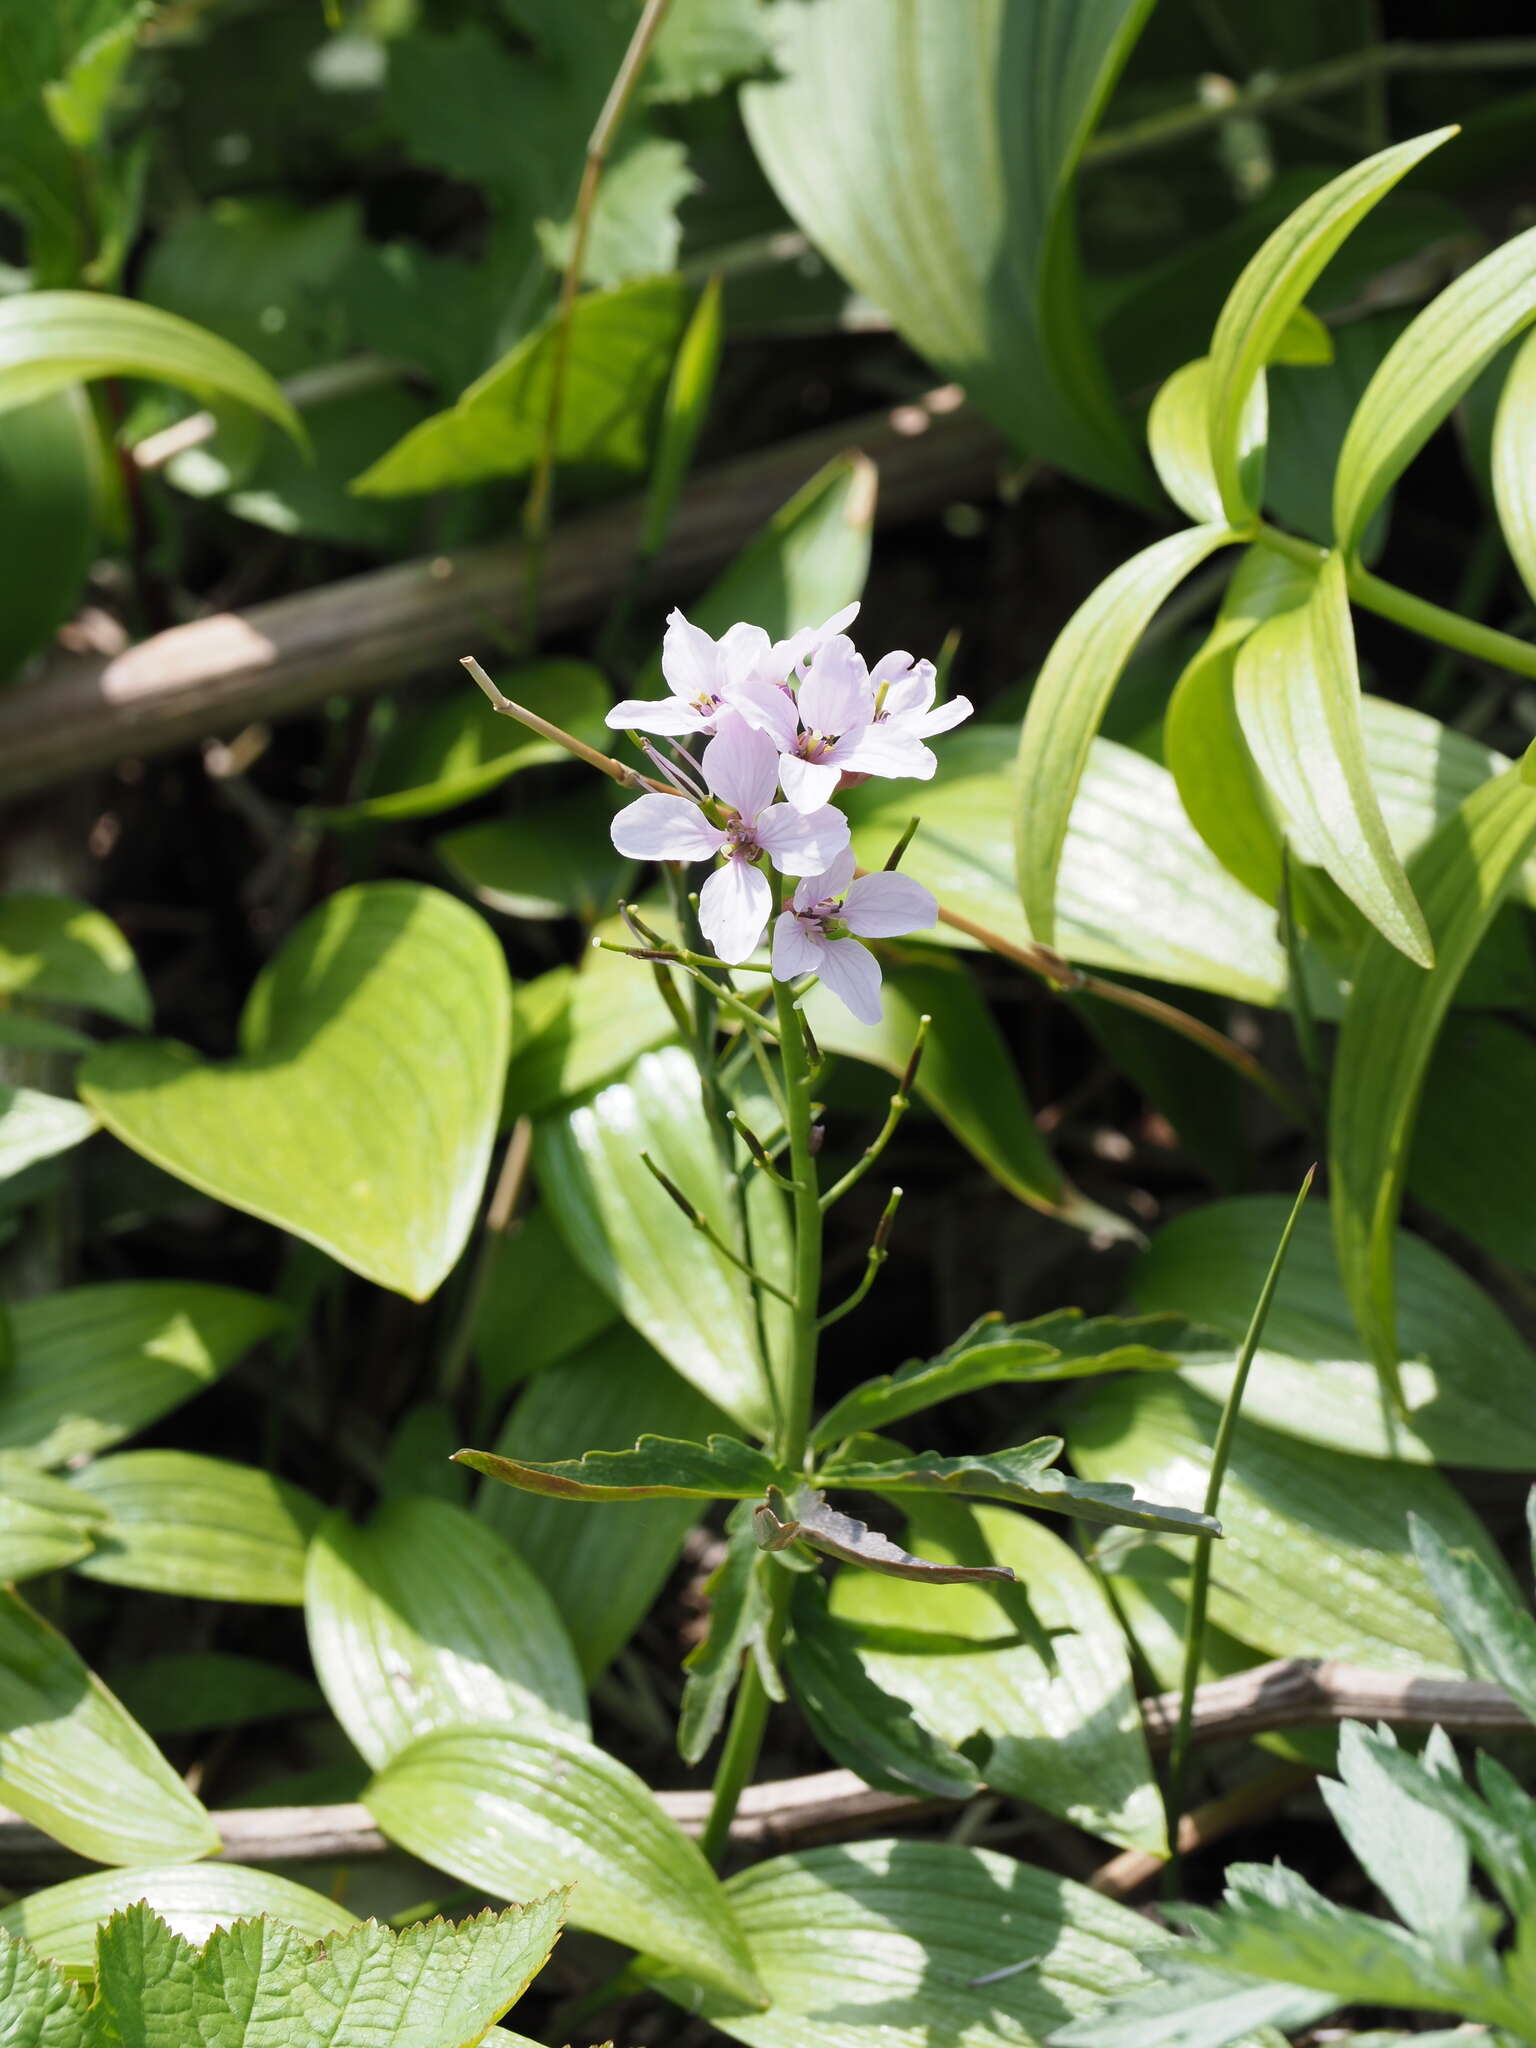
[[609, 604, 971, 1024]]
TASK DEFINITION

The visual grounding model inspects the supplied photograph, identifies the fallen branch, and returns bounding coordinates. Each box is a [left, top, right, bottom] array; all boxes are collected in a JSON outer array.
[[0, 1659, 1519, 1881], [0, 390, 997, 802]]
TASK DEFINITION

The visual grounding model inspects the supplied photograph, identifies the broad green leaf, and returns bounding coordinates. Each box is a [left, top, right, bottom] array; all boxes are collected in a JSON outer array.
[[0, 1867, 355, 1973], [758, 1487, 1018, 1585], [457, 1433, 782, 1502], [0, 393, 98, 683], [437, 790, 631, 924], [1410, 1015, 1536, 1270], [472, 1204, 619, 1394], [1320, 1723, 1471, 1940], [70, 1450, 322, 1604], [648, 0, 772, 101], [503, 946, 675, 1123], [1053, 1958, 1332, 2048], [1134, 1196, 1536, 1468], [1147, 356, 1264, 525], [0, 1089, 97, 1179], [0, 1587, 217, 1866], [1016, 524, 1236, 949], [81, 883, 511, 1300], [1493, 321, 1536, 604], [352, 276, 686, 495], [641, 274, 723, 558], [0, 1923, 86, 2042], [1207, 127, 1452, 522], [1163, 547, 1308, 904], [849, 728, 1303, 1007], [109, 1652, 323, 1737], [315, 662, 612, 826], [475, 1328, 725, 1680], [1067, 1376, 1506, 1671], [366, 1724, 764, 2004], [1331, 755, 1536, 1374], [829, 1501, 1165, 1852], [0, 894, 147, 1026], [821, 1439, 1220, 1538], [1234, 552, 1431, 963], [645, 1838, 1186, 2045], [785, 1572, 982, 1801], [1336, 220, 1536, 556], [305, 1497, 587, 1772], [0, 292, 300, 438], [813, 1310, 1201, 1449], [538, 135, 695, 287], [803, 958, 1070, 1220], [742, 1, 1153, 500], [1410, 1514, 1536, 1724], [0, 1463, 107, 1580], [681, 1504, 782, 1766], [537, 1045, 786, 1433], [1, 1282, 285, 1468]]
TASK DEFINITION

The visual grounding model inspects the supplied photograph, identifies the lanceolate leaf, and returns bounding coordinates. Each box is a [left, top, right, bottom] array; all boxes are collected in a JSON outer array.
[[366, 1724, 764, 2004], [758, 1488, 1018, 1585], [1336, 219, 1536, 556], [0, 291, 301, 438], [821, 1443, 1221, 1537], [0, 1463, 106, 1580], [1147, 355, 1264, 525], [1331, 752, 1536, 1375], [305, 1497, 588, 1772], [1016, 524, 1235, 949], [0, 1587, 218, 1866], [0, 1866, 356, 1972], [457, 1433, 783, 1502], [742, 0, 1154, 500], [1234, 551, 1431, 963], [1206, 126, 1452, 522], [1492, 319, 1536, 605]]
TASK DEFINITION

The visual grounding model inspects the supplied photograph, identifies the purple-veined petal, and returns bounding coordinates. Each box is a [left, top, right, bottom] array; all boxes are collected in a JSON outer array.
[[660, 609, 721, 702], [841, 871, 938, 938], [797, 636, 872, 734], [912, 692, 973, 738], [610, 793, 724, 862], [606, 694, 708, 735], [699, 856, 771, 964], [757, 800, 851, 876], [779, 751, 843, 814], [813, 935, 885, 1026], [703, 713, 780, 820], [835, 721, 937, 781], [729, 677, 800, 752], [771, 911, 825, 980]]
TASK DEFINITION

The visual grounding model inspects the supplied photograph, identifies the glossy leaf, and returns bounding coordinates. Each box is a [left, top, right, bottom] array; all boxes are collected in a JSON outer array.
[[1, 1281, 285, 1468], [81, 883, 512, 1300], [0, 1866, 355, 1972], [537, 1045, 785, 1433], [1147, 355, 1263, 525], [305, 1496, 587, 1772], [366, 1724, 764, 2003], [352, 276, 686, 495], [1410, 1513, 1536, 1724], [680, 1504, 782, 1765], [1234, 551, 1431, 963], [437, 789, 631, 924], [475, 1328, 726, 1679], [1136, 1196, 1536, 1468], [1320, 1722, 1471, 1940], [760, 1487, 1017, 1585], [1016, 525, 1235, 948], [830, 1500, 1166, 1851], [459, 1434, 782, 1502], [0, 1463, 107, 1580], [821, 1440, 1221, 1537], [1207, 127, 1452, 522], [1067, 1376, 1508, 1670], [1331, 755, 1536, 1374], [0, 1587, 217, 1866], [1336, 219, 1536, 556], [645, 1838, 1186, 2045], [316, 661, 612, 826], [812, 1310, 1202, 1449], [1409, 1014, 1536, 1271], [0, 290, 301, 438], [642, 274, 723, 557], [70, 1450, 323, 1604], [742, 0, 1153, 499], [0, 1088, 97, 1179], [503, 946, 675, 1123], [785, 1572, 982, 1801], [0, 894, 146, 1027], [1493, 320, 1536, 604]]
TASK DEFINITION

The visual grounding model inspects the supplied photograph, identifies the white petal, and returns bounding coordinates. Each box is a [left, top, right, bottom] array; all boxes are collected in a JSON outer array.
[[699, 857, 771, 964], [876, 656, 935, 719], [610, 793, 723, 862], [818, 600, 860, 638], [660, 609, 721, 701], [913, 692, 973, 738], [757, 800, 851, 877], [772, 911, 824, 980], [798, 636, 873, 734], [729, 677, 800, 751], [703, 713, 780, 821], [720, 622, 774, 690], [814, 936, 885, 1026], [841, 871, 938, 938], [835, 722, 937, 781], [779, 752, 842, 814], [803, 845, 856, 903], [606, 694, 708, 735]]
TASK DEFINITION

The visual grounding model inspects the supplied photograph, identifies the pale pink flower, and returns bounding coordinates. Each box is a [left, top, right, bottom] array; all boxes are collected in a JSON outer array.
[[868, 651, 973, 743], [737, 636, 939, 813], [770, 848, 937, 1024], [610, 715, 849, 964], [606, 603, 860, 738]]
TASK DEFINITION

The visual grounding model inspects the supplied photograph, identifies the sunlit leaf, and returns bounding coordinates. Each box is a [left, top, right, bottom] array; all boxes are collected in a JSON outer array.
[[1410, 1514, 1536, 1725], [0, 1089, 98, 1180], [0, 1866, 355, 1973], [0, 1462, 107, 1581], [458, 1433, 782, 1502], [1147, 355, 1263, 525], [0, 893, 148, 1027]]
